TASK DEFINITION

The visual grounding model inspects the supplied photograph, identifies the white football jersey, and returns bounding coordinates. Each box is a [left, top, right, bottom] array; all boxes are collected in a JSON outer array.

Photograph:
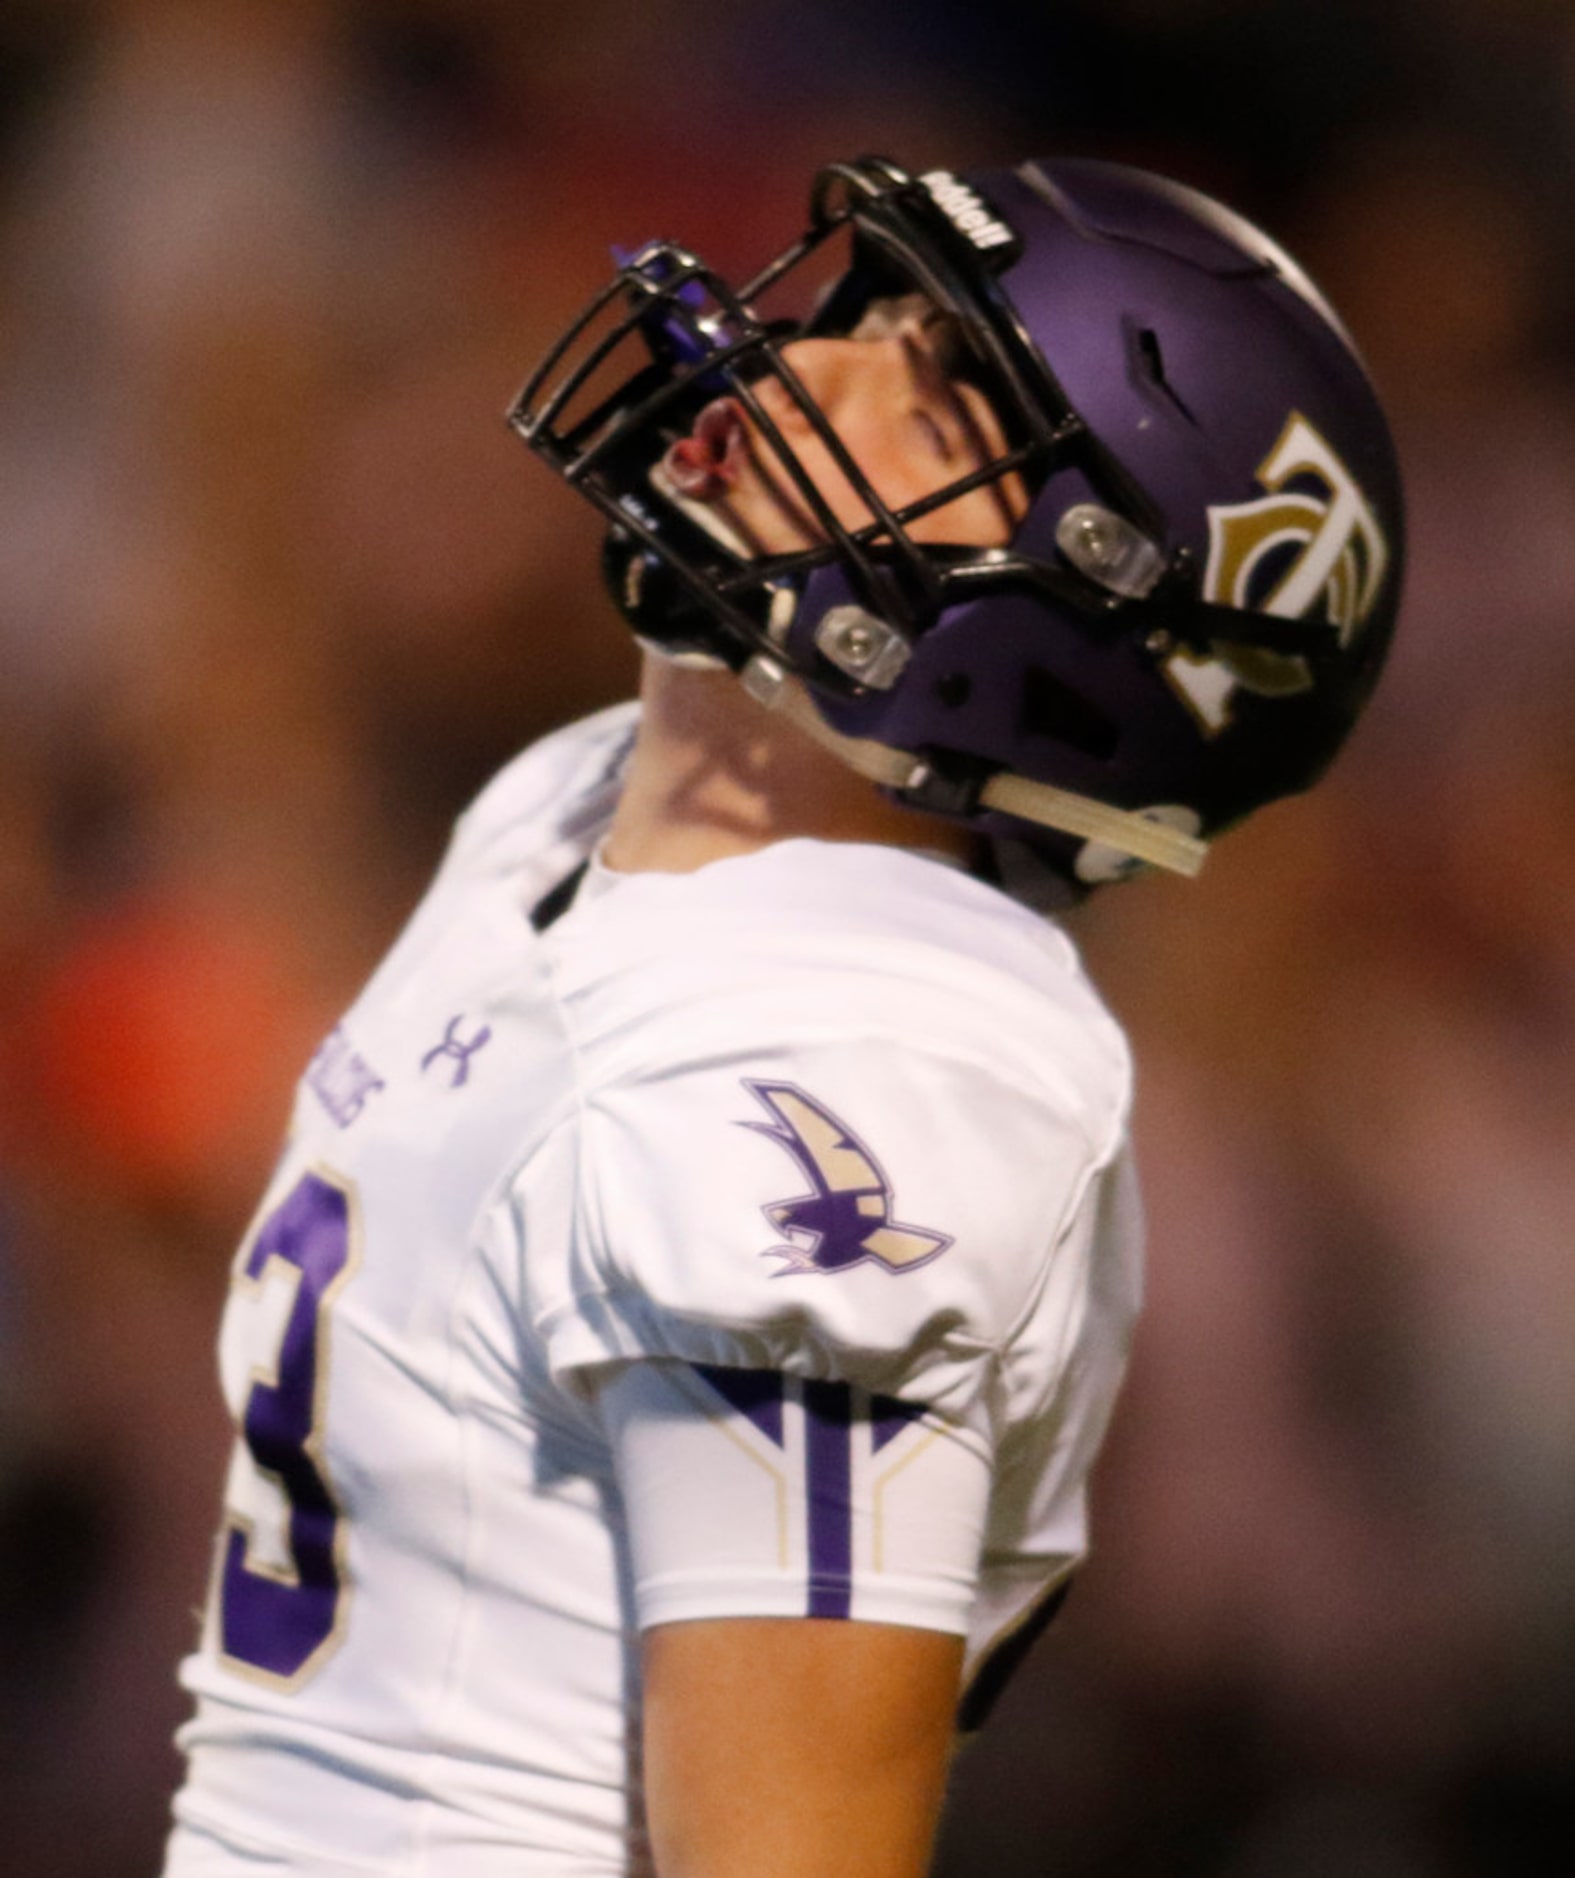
[[164, 704, 1143, 1876]]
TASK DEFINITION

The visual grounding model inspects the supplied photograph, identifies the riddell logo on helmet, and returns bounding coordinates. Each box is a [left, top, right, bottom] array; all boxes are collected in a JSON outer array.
[[920, 171, 1019, 253], [1167, 411, 1391, 735]]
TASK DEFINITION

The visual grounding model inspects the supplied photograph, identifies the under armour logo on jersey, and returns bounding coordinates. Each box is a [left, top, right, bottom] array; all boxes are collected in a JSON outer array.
[[1168, 410, 1392, 734], [740, 1080, 952, 1278], [420, 1016, 493, 1088]]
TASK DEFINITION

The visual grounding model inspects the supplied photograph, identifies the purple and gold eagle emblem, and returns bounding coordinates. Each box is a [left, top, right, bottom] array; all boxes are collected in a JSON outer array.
[[740, 1080, 952, 1278]]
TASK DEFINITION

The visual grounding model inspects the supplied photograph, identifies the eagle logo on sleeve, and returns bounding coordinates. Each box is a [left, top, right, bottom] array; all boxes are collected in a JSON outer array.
[[740, 1080, 953, 1277]]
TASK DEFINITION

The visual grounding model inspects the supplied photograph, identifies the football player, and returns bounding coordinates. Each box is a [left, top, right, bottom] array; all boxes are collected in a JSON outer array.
[[161, 156, 1402, 1876]]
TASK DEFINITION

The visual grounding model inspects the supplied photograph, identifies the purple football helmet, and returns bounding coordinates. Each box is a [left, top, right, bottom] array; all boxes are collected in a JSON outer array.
[[509, 155, 1403, 883]]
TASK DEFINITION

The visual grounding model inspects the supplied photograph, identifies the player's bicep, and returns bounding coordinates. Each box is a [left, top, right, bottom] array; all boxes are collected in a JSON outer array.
[[595, 1360, 990, 1875], [642, 1616, 962, 1878]]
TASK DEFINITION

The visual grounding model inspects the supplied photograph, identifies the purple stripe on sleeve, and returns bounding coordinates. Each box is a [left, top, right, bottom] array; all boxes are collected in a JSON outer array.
[[692, 1365, 786, 1447], [870, 1392, 927, 1453], [803, 1380, 853, 1619]]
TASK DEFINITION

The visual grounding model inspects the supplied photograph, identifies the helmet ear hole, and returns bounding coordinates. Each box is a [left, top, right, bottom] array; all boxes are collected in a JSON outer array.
[[1018, 666, 1119, 762], [935, 673, 973, 708]]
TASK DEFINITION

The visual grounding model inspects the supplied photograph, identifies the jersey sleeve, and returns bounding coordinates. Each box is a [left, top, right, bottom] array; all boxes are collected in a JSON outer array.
[[528, 1031, 1115, 1425], [596, 1359, 995, 1636]]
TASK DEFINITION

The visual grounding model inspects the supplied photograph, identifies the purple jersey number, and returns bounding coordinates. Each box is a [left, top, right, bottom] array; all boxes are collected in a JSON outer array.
[[218, 1169, 357, 1684]]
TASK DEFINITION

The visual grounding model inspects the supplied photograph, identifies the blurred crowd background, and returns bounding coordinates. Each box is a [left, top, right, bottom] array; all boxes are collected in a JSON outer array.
[[2, 1, 1574, 1872]]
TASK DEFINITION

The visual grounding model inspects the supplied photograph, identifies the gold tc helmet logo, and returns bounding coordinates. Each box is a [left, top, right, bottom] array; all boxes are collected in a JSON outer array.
[[1166, 412, 1391, 735]]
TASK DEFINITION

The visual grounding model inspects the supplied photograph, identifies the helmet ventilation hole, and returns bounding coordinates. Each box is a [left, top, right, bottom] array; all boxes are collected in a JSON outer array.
[[1132, 325, 1197, 425], [935, 673, 973, 708]]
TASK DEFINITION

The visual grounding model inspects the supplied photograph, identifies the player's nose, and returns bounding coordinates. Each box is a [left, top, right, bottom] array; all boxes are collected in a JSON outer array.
[[772, 335, 905, 418]]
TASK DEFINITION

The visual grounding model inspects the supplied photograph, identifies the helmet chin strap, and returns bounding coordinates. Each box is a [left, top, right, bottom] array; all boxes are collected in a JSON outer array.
[[978, 769, 1208, 878], [740, 655, 1210, 879]]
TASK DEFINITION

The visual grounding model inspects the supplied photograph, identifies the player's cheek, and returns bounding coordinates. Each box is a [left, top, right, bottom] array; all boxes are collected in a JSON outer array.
[[907, 484, 999, 546], [795, 434, 888, 533]]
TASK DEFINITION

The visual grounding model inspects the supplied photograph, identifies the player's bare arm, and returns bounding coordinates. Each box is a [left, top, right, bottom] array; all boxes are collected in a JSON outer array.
[[643, 1619, 962, 1878]]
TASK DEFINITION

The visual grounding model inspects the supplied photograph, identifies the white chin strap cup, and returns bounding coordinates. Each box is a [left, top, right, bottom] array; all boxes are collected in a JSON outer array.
[[741, 656, 1210, 880]]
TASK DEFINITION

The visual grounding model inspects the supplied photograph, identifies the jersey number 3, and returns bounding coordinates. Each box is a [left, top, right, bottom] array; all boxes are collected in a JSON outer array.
[[216, 1169, 358, 1686]]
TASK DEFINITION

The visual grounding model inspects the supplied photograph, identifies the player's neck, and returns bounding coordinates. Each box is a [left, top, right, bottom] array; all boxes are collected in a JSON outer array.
[[602, 656, 974, 875]]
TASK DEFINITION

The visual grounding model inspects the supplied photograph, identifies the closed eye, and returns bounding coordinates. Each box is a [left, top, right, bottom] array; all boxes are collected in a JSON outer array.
[[901, 330, 1028, 534]]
